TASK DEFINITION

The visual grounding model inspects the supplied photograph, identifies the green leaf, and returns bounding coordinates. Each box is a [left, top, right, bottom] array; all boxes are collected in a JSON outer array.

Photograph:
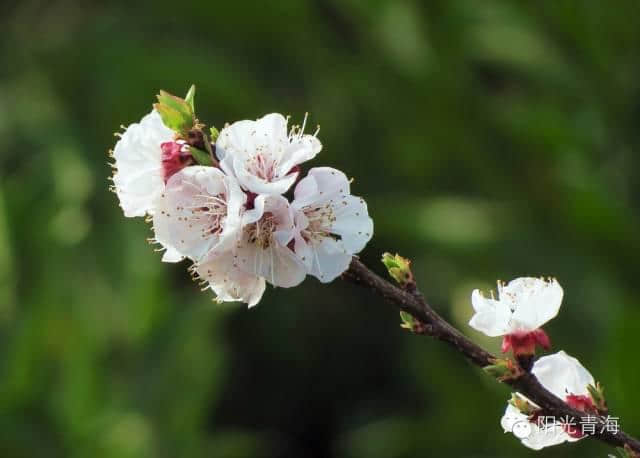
[[153, 104, 185, 133], [154, 89, 195, 134], [157, 90, 193, 118], [189, 146, 213, 166], [210, 126, 220, 143], [399, 311, 415, 330], [184, 84, 196, 112], [483, 358, 518, 381], [508, 393, 539, 415], [587, 381, 608, 413]]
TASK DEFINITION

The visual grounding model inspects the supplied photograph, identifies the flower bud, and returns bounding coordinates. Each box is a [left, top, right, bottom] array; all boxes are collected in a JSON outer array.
[[381, 253, 414, 289], [484, 358, 521, 381], [399, 311, 415, 330], [161, 141, 194, 182]]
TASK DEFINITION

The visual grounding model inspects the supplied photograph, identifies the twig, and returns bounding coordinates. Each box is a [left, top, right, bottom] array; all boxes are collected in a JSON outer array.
[[343, 257, 640, 454]]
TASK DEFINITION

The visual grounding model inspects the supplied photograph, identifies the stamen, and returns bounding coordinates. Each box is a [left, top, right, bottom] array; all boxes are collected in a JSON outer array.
[[246, 212, 277, 248], [300, 112, 308, 138], [301, 203, 338, 243]]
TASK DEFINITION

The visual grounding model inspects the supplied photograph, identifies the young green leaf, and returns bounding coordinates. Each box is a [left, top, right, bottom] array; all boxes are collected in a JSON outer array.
[[154, 89, 195, 135], [189, 145, 214, 166], [184, 84, 196, 112], [399, 311, 415, 330], [210, 126, 220, 143], [381, 252, 414, 288]]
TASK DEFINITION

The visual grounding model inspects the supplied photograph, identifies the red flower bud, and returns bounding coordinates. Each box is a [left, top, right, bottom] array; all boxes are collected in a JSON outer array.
[[161, 141, 194, 182]]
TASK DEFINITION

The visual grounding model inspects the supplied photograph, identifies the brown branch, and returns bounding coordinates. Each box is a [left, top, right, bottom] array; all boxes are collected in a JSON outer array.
[[344, 257, 640, 455]]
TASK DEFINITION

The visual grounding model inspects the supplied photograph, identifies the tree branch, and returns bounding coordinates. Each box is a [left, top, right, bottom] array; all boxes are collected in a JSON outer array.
[[343, 257, 640, 454]]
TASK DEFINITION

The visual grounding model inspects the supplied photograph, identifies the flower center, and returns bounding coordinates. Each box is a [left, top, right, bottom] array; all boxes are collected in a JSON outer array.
[[301, 203, 338, 243], [246, 151, 278, 181], [246, 212, 277, 248], [186, 192, 228, 239]]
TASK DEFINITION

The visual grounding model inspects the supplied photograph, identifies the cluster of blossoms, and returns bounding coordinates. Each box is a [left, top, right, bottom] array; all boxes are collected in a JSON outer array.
[[111, 87, 373, 306], [111, 87, 621, 454], [469, 278, 608, 450]]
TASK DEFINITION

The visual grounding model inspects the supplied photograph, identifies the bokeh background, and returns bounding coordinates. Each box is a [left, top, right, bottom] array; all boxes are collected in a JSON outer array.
[[2, 1, 640, 457]]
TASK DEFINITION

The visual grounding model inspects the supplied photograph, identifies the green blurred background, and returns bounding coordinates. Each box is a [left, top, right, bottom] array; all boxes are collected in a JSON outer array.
[[2, 0, 640, 457]]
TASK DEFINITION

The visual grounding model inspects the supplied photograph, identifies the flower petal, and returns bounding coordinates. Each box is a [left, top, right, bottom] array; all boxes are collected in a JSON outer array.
[[531, 351, 595, 398], [112, 110, 173, 217], [215, 119, 256, 162], [196, 252, 265, 307], [330, 195, 373, 254], [235, 195, 305, 288], [306, 237, 353, 283], [501, 403, 529, 433], [277, 135, 322, 176], [292, 174, 319, 209], [505, 277, 563, 331], [254, 113, 288, 151], [468, 290, 513, 337], [501, 402, 576, 450], [290, 168, 372, 276], [153, 166, 244, 261], [235, 157, 298, 195], [161, 246, 185, 263], [215, 113, 319, 195], [522, 422, 575, 450], [235, 240, 306, 288]]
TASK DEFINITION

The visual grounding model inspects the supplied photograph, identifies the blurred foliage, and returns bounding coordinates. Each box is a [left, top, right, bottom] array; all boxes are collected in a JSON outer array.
[[2, 0, 640, 457]]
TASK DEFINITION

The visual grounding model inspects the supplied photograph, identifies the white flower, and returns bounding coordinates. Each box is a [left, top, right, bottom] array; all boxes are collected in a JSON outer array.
[[216, 113, 322, 195], [290, 167, 373, 282], [193, 251, 266, 307], [111, 110, 174, 217], [152, 166, 245, 262], [153, 165, 267, 306], [501, 403, 572, 450], [530, 350, 594, 400], [233, 194, 307, 288], [469, 277, 563, 337], [501, 351, 595, 450]]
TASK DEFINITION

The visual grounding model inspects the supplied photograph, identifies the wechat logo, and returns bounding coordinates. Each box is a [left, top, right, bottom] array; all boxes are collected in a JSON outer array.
[[511, 420, 533, 439]]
